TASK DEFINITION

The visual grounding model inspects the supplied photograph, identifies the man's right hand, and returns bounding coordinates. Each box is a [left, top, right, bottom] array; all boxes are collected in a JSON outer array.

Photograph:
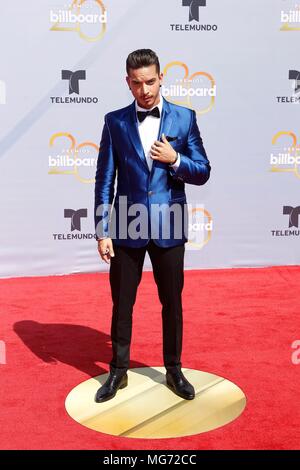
[[97, 238, 115, 264]]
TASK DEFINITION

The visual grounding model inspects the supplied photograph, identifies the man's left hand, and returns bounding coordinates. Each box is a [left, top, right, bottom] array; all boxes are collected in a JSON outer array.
[[150, 133, 177, 164]]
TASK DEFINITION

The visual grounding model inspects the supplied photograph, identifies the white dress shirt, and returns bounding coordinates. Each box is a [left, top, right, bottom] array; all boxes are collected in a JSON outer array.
[[135, 92, 180, 172]]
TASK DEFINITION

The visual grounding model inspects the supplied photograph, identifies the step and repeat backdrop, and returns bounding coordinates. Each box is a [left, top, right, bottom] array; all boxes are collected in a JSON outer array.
[[0, 0, 299, 278]]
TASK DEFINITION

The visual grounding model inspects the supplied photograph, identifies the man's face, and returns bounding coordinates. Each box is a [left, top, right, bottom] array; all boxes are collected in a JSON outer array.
[[126, 64, 163, 109]]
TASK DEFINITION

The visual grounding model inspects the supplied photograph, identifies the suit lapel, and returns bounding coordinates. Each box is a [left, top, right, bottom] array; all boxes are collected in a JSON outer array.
[[125, 101, 148, 171], [157, 97, 173, 142], [125, 97, 174, 174]]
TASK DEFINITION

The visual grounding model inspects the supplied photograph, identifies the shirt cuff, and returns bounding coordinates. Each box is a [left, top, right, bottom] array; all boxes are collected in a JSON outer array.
[[170, 152, 180, 171]]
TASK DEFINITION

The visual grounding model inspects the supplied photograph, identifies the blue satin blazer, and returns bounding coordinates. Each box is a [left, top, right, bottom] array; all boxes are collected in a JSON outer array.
[[94, 96, 211, 248]]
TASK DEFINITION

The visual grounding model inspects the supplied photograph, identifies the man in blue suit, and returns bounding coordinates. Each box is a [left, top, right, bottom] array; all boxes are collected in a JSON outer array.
[[94, 49, 211, 402]]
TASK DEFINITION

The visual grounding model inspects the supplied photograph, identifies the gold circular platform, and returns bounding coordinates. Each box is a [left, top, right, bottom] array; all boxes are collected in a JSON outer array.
[[65, 367, 246, 439]]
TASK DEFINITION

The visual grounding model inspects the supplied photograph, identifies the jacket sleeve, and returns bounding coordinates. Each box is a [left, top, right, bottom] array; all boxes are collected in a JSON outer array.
[[94, 114, 117, 239], [169, 109, 211, 185]]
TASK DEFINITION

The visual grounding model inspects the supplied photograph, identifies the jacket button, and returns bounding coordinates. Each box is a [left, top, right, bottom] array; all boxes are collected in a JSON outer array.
[[148, 191, 153, 196]]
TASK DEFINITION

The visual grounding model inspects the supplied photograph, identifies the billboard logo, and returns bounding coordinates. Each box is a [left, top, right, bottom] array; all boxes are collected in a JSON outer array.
[[186, 205, 213, 249], [50, 0, 107, 42], [162, 61, 216, 115], [270, 131, 300, 179], [280, 3, 300, 31], [48, 133, 98, 184]]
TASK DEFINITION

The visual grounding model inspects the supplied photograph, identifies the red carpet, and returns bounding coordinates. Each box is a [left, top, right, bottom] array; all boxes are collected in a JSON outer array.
[[0, 266, 300, 449]]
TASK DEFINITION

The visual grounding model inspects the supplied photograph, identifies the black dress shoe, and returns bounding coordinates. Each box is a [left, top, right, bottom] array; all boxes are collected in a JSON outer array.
[[166, 369, 195, 400], [95, 371, 128, 403]]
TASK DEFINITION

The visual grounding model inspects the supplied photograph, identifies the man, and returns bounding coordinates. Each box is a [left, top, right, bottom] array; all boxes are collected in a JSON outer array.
[[94, 49, 210, 403]]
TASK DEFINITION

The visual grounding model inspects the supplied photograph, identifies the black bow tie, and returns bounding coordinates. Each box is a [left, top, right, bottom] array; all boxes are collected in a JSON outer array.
[[137, 106, 160, 123]]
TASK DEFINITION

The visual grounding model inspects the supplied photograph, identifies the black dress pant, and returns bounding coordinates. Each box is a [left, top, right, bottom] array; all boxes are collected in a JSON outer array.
[[109, 239, 185, 374]]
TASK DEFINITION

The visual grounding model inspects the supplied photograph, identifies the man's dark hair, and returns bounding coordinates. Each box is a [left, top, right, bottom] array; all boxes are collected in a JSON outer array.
[[126, 49, 160, 76]]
